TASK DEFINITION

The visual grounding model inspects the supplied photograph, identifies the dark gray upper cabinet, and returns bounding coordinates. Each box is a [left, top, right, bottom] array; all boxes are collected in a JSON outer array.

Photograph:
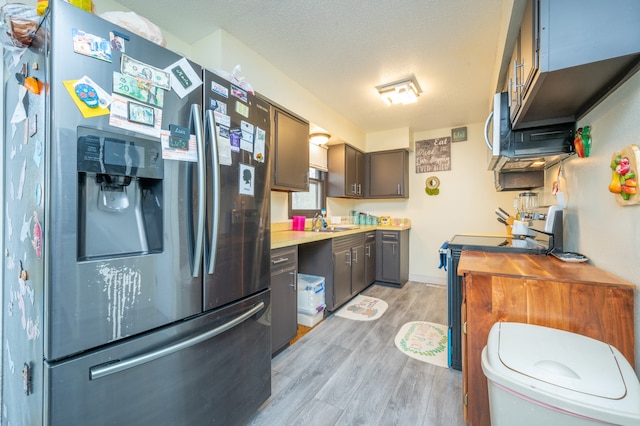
[[327, 143, 365, 198], [269, 105, 309, 191], [508, 0, 640, 129], [365, 149, 409, 198]]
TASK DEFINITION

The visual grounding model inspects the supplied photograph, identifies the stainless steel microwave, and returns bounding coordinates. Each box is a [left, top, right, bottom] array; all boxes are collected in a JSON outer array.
[[484, 92, 575, 173]]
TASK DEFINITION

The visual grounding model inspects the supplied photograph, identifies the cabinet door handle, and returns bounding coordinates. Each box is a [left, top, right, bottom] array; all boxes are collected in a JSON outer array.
[[509, 78, 517, 106], [513, 59, 524, 90], [346, 250, 352, 266], [289, 270, 297, 291], [357, 183, 362, 195], [351, 183, 358, 195], [366, 245, 371, 257], [397, 184, 401, 195], [272, 257, 289, 265], [353, 248, 358, 264]]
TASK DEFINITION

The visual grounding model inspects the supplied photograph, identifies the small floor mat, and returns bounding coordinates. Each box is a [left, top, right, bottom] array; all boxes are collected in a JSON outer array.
[[394, 321, 448, 367], [334, 295, 388, 321]]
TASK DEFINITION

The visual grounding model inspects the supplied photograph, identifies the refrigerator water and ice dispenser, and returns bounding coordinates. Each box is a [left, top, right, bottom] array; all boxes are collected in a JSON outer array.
[[76, 127, 164, 259]]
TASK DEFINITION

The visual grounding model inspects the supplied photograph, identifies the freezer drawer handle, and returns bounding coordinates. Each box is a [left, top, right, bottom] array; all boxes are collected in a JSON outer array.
[[89, 301, 265, 381]]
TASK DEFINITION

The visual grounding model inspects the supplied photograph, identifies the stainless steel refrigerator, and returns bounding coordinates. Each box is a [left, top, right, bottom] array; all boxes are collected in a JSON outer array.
[[1, 2, 271, 424]]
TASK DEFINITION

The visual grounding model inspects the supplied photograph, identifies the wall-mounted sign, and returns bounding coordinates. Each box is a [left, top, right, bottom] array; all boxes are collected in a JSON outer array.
[[415, 137, 451, 173], [451, 126, 467, 142]]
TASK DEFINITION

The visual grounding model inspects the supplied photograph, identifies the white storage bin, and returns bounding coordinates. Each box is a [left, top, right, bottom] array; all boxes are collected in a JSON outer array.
[[297, 273, 325, 315], [297, 311, 324, 327], [482, 322, 640, 426]]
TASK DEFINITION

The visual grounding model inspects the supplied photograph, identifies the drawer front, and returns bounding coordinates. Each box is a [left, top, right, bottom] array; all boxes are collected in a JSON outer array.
[[271, 246, 298, 271]]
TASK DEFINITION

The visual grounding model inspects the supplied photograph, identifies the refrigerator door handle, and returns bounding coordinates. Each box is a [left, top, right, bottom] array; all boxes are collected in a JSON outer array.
[[204, 109, 220, 275], [191, 104, 206, 277], [89, 301, 265, 380]]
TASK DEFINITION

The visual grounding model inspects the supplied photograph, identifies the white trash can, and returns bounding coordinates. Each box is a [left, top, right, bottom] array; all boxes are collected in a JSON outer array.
[[482, 322, 640, 426]]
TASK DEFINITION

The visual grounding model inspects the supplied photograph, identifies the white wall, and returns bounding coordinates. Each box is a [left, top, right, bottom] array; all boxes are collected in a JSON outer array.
[[546, 71, 640, 372], [357, 122, 521, 284], [92, 0, 191, 55]]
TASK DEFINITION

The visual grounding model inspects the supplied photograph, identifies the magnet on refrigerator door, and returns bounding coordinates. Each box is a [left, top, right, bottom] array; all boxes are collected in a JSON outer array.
[[239, 163, 255, 196], [71, 28, 112, 62], [254, 127, 266, 163], [211, 80, 228, 98], [229, 128, 241, 153], [240, 120, 254, 153], [235, 101, 249, 118], [214, 115, 233, 166], [165, 57, 202, 98], [113, 71, 164, 108], [160, 129, 197, 162], [121, 54, 170, 90], [230, 84, 247, 102], [62, 80, 109, 118], [109, 31, 127, 52]]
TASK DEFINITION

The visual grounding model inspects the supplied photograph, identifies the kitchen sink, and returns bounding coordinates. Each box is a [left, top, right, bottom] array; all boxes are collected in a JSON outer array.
[[313, 226, 357, 233]]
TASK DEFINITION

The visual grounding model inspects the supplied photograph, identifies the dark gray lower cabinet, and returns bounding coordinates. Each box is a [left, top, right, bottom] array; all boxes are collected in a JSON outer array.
[[298, 234, 367, 312], [362, 231, 376, 290], [376, 229, 409, 287], [332, 234, 364, 308], [270, 246, 298, 355]]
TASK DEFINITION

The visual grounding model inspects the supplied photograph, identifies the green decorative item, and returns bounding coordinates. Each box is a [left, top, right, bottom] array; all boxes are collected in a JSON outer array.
[[425, 176, 440, 196], [574, 125, 592, 158]]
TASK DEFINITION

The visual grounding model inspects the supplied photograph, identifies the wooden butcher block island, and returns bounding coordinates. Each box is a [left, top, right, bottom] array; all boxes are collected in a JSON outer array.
[[457, 251, 635, 426]]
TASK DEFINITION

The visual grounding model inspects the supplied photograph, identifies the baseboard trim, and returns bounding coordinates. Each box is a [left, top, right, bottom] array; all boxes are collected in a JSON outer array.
[[408, 274, 446, 286]]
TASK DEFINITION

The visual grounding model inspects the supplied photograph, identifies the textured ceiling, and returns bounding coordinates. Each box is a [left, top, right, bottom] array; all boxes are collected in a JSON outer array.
[[118, 0, 507, 135]]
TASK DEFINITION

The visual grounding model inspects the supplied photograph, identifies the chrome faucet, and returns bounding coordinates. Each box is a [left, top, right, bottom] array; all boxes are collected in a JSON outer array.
[[311, 213, 323, 231]]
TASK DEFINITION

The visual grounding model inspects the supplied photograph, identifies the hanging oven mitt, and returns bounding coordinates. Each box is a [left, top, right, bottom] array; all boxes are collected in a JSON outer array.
[[438, 241, 449, 271]]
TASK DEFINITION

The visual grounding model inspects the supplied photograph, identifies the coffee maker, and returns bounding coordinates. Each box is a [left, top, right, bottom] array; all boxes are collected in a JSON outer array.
[[511, 192, 564, 252]]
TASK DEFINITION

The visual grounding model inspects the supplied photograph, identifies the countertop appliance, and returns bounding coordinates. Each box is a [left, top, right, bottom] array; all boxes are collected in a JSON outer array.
[[485, 93, 575, 186], [1, 2, 271, 424]]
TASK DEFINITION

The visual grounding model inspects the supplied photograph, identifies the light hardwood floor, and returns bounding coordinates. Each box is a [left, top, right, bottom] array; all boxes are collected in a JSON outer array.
[[249, 282, 466, 426]]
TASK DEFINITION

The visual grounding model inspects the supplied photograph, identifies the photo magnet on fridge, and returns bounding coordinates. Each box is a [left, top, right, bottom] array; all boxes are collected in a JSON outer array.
[[239, 163, 255, 196], [72, 29, 112, 62]]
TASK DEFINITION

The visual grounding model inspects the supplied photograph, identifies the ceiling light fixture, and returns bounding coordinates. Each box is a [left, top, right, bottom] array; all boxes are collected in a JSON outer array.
[[309, 132, 331, 145], [376, 76, 422, 106]]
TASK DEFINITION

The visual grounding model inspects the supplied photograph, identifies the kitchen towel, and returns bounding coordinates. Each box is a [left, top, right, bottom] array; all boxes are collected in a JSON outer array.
[[438, 241, 448, 271], [394, 321, 448, 368], [334, 295, 387, 321]]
